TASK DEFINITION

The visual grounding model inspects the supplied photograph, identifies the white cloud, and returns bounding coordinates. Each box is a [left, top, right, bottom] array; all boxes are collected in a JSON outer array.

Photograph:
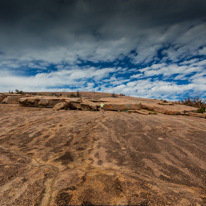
[[0, 66, 116, 92]]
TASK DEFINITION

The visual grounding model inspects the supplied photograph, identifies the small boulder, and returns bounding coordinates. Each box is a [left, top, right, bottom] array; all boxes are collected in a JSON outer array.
[[19, 97, 39, 107], [1, 95, 21, 104], [53, 101, 70, 111], [38, 99, 49, 107], [80, 102, 99, 111]]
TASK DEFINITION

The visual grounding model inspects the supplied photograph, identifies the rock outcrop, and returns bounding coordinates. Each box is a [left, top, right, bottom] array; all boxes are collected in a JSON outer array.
[[1, 95, 23, 104], [80, 101, 99, 111], [128, 109, 157, 115], [1, 94, 204, 120], [188, 112, 206, 118], [19, 96, 81, 108], [141, 103, 196, 115], [53, 101, 71, 111], [0, 94, 6, 103], [103, 101, 141, 111]]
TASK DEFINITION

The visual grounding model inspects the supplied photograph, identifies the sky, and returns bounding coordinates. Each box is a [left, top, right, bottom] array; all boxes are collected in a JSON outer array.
[[0, 0, 206, 100]]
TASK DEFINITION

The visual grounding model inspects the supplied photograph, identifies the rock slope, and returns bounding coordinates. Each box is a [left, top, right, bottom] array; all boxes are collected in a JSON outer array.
[[0, 103, 205, 205]]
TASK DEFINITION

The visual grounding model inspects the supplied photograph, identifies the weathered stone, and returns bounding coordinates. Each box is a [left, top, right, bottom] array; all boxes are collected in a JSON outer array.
[[19, 97, 39, 107], [1, 103, 206, 205], [80, 102, 99, 111], [1, 95, 22, 104], [53, 101, 70, 111], [70, 102, 81, 110], [103, 101, 141, 111], [128, 110, 155, 115], [188, 112, 206, 118], [164, 110, 181, 115], [0, 94, 6, 103], [38, 99, 49, 106], [40, 99, 60, 108], [19, 97, 81, 108]]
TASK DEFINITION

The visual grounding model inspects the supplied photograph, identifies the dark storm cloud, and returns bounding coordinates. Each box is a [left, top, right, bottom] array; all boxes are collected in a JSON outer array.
[[0, 0, 206, 57], [0, 0, 206, 97]]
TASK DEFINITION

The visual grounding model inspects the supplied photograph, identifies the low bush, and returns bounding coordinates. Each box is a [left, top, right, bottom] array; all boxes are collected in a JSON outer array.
[[181, 96, 206, 108], [197, 106, 206, 113]]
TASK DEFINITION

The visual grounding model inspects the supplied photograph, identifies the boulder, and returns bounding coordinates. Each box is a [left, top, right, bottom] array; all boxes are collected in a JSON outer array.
[[19, 97, 39, 107], [103, 101, 141, 111], [1, 95, 22, 104], [0, 94, 6, 103], [70, 102, 81, 110], [38, 99, 60, 108], [68, 98, 81, 110], [80, 102, 99, 111], [38, 99, 49, 106], [53, 102, 70, 111], [188, 112, 206, 118]]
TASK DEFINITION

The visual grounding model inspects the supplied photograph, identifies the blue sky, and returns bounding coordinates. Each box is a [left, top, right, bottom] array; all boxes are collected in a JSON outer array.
[[0, 0, 206, 100]]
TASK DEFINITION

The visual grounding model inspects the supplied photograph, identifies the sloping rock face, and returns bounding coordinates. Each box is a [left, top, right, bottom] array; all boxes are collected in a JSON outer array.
[[1, 95, 23, 104], [103, 102, 141, 111], [0, 104, 205, 205]]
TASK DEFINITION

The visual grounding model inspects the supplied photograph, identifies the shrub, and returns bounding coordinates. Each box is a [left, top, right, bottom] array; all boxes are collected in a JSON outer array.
[[15, 89, 23, 94], [181, 96, 206, 108], [197, 106, 205, 113], [163, 100, 168, 103]]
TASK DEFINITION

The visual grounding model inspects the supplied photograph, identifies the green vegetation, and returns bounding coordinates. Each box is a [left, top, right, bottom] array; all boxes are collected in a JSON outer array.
[[197, 106, 206, 113], [15, 89, 23, 94], [161, 99, 168, 103], [149, 112, 157, 115]]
